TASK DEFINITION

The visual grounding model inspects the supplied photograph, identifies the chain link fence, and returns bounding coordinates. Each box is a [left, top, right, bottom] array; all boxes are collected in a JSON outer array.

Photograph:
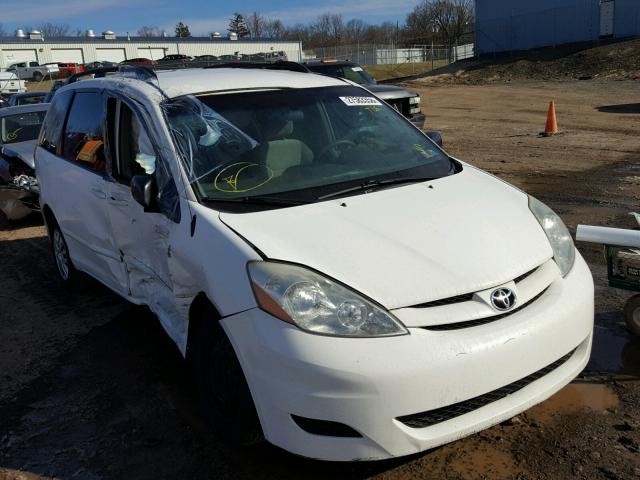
[[303, 43, 474, 79]]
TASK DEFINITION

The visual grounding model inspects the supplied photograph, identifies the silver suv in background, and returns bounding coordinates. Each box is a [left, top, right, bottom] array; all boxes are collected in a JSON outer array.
[[304, 60, 425, 129]]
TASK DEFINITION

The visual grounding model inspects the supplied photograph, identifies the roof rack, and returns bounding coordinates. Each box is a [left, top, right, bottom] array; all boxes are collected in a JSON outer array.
[[44, 65, 163, 103], [65, 65, 158, 84], [44, 61, 312, 102]]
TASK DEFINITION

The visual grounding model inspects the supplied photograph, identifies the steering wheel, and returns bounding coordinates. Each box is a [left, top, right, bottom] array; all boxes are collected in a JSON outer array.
[[316, 139, 357, 162]]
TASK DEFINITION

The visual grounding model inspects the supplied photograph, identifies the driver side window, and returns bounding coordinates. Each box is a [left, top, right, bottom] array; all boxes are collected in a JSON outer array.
[[110, 100, 155, 182]]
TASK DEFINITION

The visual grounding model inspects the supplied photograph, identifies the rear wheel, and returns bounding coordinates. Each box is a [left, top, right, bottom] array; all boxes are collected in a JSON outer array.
[[50, 221, 78, 289], [190, 301, 263, 447], [624, 295, 640, 336], [32, 71, 43, 82]]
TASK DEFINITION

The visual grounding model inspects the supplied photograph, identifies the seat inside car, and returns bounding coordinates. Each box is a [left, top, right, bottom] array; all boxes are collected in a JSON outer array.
[[257, 109, 313, 177]]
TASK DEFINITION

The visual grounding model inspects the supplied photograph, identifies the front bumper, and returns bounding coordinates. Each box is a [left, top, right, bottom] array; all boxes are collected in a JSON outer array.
[[222, 253, 594, 461]]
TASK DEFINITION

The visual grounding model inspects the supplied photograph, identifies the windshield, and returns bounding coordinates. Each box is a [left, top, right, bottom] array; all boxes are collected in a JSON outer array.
[[164, 86, 454, 205], [1, 111, 46, 144], [307, 64, 375, 85]]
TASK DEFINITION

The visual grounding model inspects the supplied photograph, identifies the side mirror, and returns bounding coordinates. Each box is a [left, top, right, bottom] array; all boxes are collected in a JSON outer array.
[[131, 174, 158, 211], [426, 131, 443, 148]]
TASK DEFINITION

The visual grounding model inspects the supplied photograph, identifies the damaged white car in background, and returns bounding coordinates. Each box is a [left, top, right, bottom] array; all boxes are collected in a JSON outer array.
[[0, 104, 48, 220]]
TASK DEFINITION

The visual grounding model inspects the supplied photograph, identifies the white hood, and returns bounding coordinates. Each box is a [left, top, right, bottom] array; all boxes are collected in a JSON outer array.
[[220, 167, 554, 310]]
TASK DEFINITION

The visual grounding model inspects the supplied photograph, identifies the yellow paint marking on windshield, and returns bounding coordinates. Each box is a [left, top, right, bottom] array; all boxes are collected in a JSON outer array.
[[6, 128, 22, 141], [214, 162, 274, 193], [221, 174, 238, 190], [366, 106, 382, 113], [413, 144, 434, 158]]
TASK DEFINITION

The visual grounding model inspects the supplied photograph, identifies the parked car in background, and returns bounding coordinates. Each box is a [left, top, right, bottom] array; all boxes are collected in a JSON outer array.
[[8, 91, 47, 106], [0, 72, 27, 95], [84, 61, 118, 70], [56, 63, 85, 78], [217, 54, 241, 62], [304, 60, 425, 128], [159, 54, 193, 62], [0, 96, 8, 109], [193, 55, 219, 62], [0, 103, 48, 220], [36, 66, 593, 461], [6, 61, 59, 81], [120, 58, 157, 66]]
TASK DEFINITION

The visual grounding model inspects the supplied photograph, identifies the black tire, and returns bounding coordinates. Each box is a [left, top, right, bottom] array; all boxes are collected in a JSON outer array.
[[623, 294, 640, 336], [191, 302, 263, 446], [49, 220, 78, 290]]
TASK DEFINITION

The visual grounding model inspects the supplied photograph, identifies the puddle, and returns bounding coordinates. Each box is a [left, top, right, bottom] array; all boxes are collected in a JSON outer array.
[[587, 312, 640, 376], [527, 383, 620, 424], [449, 444, 524, 480]]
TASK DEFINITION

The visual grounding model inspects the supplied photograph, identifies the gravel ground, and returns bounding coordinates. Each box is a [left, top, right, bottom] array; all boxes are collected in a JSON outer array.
[[1, 78, 639, 480]]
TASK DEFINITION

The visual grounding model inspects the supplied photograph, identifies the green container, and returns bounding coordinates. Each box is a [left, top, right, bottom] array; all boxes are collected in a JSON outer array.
[[606, 245, 640, 292]]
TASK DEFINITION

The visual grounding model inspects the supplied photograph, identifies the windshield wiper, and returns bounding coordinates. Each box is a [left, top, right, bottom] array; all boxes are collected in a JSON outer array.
[[318, 177, 435, 201], [203, 195, 311, 207]]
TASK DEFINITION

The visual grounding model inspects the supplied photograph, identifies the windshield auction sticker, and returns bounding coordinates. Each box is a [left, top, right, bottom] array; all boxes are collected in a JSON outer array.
[[339, 96, 382, 107]]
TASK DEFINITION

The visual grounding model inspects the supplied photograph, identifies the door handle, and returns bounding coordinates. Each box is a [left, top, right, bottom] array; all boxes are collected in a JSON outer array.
[[90, 187, 106, 199]]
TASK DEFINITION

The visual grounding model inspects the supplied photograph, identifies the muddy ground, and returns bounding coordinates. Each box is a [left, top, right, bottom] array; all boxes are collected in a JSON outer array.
[[1, 78, 640, 479]]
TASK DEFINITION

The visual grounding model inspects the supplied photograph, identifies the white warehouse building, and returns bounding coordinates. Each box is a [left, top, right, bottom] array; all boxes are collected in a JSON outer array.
[[0, 30, 302, 68]]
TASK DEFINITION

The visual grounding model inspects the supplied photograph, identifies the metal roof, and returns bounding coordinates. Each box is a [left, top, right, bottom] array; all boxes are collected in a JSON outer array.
[[0, 36, 300, 45]]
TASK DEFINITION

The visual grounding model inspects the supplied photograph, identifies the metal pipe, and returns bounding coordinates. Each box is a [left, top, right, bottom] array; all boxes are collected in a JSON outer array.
[[576, 225, 640, 248]]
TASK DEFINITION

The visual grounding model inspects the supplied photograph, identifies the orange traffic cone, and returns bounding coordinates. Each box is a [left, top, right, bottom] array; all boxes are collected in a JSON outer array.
[[543, 100, 558, 136]]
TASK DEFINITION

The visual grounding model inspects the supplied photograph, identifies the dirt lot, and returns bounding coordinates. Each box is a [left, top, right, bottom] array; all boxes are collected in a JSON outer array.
[[1, 78, 640, 479]]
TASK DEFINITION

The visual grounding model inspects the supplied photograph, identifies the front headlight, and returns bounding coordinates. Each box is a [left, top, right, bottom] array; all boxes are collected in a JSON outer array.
[[409, 96, 421, 114], [248, 261, 408, 337], [528, 196, 575, 276]]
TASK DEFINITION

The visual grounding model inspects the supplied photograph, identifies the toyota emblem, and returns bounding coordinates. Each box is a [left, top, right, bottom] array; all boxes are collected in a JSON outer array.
[[490, 288, 517, 311]]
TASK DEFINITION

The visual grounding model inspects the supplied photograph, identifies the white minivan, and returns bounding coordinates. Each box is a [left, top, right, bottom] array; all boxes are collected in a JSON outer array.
[[35, 66, 594, 461]]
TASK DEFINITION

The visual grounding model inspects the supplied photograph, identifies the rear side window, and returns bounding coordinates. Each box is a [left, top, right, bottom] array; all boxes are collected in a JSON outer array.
[[62, 91, 107, 173], [39, 89, 73, 154]]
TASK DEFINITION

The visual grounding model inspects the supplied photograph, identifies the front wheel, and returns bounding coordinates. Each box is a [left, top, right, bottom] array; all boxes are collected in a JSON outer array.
[[50, 222, 78, 289], [623, 294, 640, 336], [191, 303, 263, 446]]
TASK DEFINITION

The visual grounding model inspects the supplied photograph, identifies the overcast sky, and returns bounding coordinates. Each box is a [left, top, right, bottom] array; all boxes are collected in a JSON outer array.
[[1, 0, 419, 35]]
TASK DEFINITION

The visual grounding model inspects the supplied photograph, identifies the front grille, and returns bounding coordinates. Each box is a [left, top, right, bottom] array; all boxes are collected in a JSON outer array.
[[422, 287, 549, 331], [513, 267, 538, 284], [415, 292, 474, 309], [412, 266, 540, 310], [386, 98, 409, 116], [396, 348, 575, 429]]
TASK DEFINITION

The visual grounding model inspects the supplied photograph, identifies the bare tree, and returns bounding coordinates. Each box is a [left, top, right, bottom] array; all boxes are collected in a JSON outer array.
[[138, 25, 165, 37], [406, 0, 474, 45], [264, 19, 285, 39], [345, 19, 367, 44], [27, 22, 71, 37], [329, 14, 344, 45], [363, 21, 397, 45], [246, 12, 265, 38]]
